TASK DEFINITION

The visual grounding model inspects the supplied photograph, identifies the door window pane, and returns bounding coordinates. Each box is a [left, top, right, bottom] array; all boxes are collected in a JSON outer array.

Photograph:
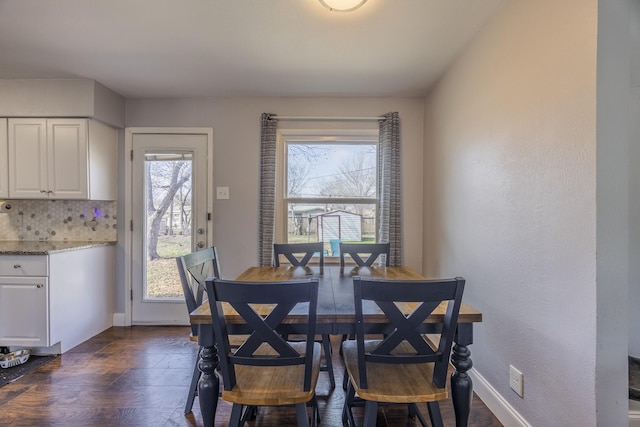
[[144, 152, 193, 300]]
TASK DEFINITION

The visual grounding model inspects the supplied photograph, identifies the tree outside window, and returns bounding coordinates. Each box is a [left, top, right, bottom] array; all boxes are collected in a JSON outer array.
[[284, 141, 377, 253]]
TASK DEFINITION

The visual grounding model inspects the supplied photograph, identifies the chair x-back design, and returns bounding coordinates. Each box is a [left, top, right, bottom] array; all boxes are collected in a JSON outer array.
[[273, 242, 324, 267], [175, 246, 221, 414], [339, 242, 390, 267], [342, 276, 466, 427], [177, 247, 221, 334], [206, 277, 322, 427]]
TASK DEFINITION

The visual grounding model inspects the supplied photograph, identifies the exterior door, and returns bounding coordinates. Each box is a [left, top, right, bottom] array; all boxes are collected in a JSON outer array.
[[131, 132, 210, 324]]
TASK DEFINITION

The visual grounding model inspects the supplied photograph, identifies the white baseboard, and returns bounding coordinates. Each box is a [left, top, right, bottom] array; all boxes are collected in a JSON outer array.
[[469, 368, 531, 427], [13, 342, 61, 356], [629, 399, 640, 423], [131, 320, 190, 326], [112, 312, 126, 327], [471, 369, 640, 425], [111, 313, 189, 327]]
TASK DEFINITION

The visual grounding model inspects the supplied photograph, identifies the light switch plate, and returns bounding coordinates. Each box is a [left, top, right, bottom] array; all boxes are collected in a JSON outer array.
[[216, 186, 229, 199]]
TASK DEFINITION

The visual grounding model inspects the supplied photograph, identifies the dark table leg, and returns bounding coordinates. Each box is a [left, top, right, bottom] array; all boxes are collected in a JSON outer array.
[[197, 324, 219, 427], [451, 323, 474, 427]]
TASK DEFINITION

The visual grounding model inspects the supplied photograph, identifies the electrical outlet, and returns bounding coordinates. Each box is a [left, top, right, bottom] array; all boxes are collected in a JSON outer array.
[[509, 365, 524, 397], [216, 186, 230, 200]]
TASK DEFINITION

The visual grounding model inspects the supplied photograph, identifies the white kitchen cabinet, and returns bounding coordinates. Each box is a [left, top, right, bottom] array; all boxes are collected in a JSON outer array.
[[0, 276, 49, 348], [7, 118, 117, 200], [0, 119, 7, 198], [0, 256, 49, 347], [0, 245, 115, 354]]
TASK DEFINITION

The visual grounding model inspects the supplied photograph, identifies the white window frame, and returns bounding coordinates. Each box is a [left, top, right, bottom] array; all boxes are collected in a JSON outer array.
[[275, 128, 379, 257]]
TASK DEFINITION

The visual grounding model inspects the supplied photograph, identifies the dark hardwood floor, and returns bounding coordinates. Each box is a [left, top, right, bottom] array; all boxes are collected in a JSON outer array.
[[0, 326, 502, 426]]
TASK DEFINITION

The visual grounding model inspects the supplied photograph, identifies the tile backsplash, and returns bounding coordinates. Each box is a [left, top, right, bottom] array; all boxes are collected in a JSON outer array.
[[0, 200, 117, 242]]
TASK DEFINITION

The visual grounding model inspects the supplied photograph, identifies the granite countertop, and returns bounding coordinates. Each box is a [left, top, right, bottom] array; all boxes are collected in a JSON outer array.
[[0, 240, 116, 255]]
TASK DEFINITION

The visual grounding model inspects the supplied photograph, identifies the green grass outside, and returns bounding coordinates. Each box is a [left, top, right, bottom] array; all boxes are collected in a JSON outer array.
[[146, 234, 191, 298]]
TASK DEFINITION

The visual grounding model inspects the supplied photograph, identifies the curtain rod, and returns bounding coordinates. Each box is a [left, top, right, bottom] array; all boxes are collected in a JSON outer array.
[[270, 115, 386, 121]]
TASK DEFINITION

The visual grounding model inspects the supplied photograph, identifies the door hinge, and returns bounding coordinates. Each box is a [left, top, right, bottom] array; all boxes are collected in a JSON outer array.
[[130, 150, 133, 161], [130, 288, 133, 301], [207, 212, 211, 221], [130, 220, 133, 231]]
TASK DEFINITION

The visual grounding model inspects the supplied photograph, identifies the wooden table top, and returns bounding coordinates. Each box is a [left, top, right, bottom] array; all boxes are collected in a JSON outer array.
[[190, 265, 482, 326]]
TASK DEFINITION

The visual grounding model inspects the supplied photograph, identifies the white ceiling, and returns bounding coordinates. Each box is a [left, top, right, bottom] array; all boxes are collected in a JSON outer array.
[[0, 0, 504, 99]]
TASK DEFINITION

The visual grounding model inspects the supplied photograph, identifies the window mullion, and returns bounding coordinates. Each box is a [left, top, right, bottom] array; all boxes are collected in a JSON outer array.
[[286, 197, 377, 205]]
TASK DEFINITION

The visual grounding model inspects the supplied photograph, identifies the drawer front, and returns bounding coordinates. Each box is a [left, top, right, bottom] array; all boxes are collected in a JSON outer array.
[[0, 256, 48, 276]]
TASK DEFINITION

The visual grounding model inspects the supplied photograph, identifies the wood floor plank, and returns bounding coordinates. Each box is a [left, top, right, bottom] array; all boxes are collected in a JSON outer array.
[[0, 326, 503, 426]]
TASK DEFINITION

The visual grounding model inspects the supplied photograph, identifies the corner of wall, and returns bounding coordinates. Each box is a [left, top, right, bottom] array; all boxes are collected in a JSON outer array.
[[92, 81, 126, 128], [112, 313, 127, 327]]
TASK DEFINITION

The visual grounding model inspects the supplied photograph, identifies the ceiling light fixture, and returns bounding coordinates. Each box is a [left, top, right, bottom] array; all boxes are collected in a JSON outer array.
[[319, 0, 367, 13]]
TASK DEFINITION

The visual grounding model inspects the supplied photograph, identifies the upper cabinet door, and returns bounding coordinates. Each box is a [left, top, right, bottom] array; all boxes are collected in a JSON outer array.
[[8, 118, 115, 200], [47, 119, 88, 199], [8, 119, 49, 199], [0, 119, 7, 198]]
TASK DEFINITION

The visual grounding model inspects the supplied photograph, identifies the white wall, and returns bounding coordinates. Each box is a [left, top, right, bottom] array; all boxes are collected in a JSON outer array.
[[120, 97, 424, 311], [632, 90, 640, 356], [424, 0, 602, 425], [0, 79, 125, 128], [595, 0, 631, 423], [628, 0, 640, 360]]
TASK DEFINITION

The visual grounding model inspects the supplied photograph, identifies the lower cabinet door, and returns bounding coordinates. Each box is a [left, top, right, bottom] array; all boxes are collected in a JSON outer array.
[[0, 276, 48, 347]]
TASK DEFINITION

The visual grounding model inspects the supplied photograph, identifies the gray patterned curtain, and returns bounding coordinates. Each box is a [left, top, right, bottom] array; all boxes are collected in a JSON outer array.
[[378, 112, 402, 266], [258, 113, 278, 266]]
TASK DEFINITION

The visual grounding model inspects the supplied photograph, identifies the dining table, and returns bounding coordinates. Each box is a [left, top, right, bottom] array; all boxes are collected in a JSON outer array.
[[189, 264, 483, 427]]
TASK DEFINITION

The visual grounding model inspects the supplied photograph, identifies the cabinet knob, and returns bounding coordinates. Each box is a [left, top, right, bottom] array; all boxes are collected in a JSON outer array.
[[13, 264, 20, 269]]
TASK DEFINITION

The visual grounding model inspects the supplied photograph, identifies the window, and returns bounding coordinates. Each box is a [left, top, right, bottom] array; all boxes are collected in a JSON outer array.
[[277, 130, 378, 257]]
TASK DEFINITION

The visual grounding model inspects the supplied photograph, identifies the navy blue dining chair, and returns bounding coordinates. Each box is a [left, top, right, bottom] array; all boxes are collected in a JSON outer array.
[[342, 276, 466, 427], [206, 277, 322, 427], [175, 246, 222, 414]]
